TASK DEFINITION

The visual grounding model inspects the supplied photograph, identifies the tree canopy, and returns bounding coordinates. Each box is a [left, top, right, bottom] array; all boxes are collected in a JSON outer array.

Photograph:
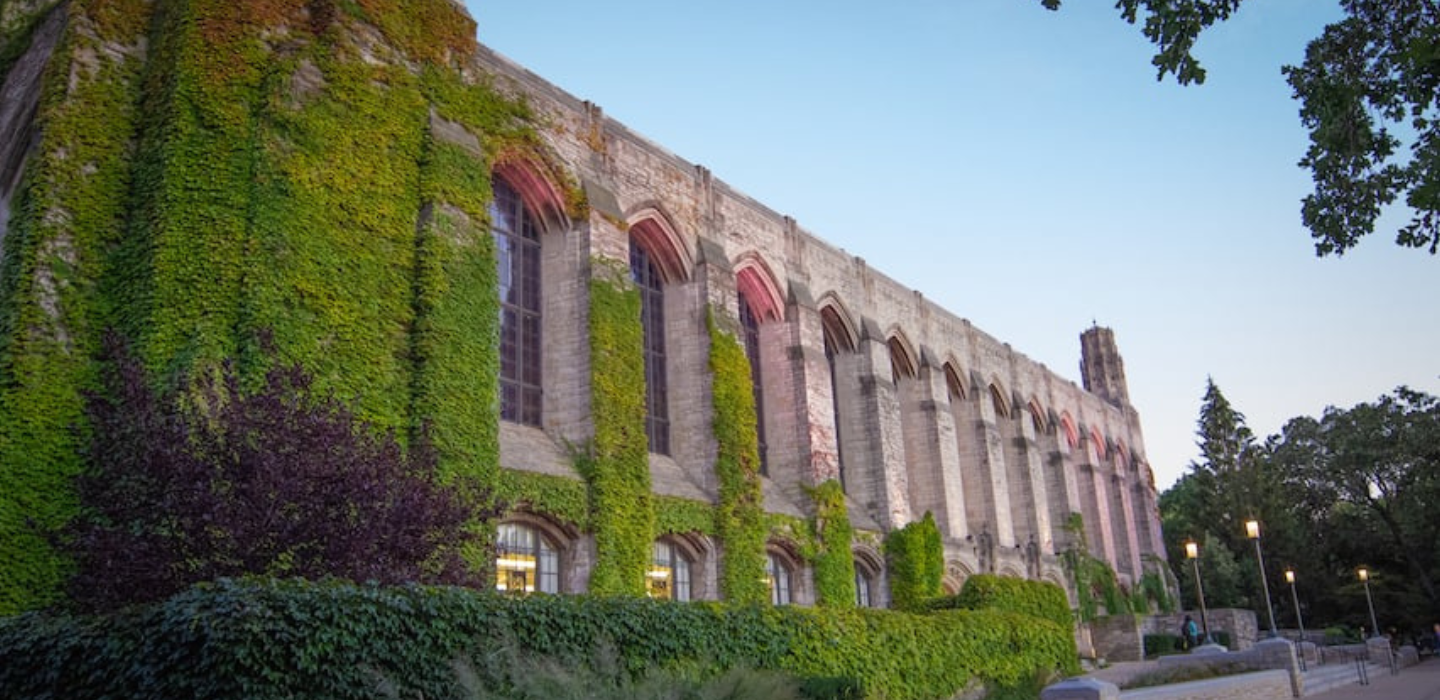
[[1042, 0, 1440, 257], [1161, 383, 1440, 638]]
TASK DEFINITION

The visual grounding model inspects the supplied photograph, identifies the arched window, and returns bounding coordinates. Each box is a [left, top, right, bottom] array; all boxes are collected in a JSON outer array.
[[739, 295, 768, 475], [490, 177, 542, 426], [821, 306, 854, 491], [648, 540, 692, 601], [855, 570, 874, 608], [630, 240, 670, 455], [765, 552, 794, 605], [495, 522, 558, 594], [854, 548, 883, 608]]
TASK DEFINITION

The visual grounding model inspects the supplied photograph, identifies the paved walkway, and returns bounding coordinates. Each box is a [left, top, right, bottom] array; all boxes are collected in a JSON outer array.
[[1307, 657, 1440, 700]]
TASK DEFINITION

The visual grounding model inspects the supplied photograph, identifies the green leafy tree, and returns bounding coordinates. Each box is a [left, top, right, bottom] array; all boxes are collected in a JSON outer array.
[[1271, 388, 1440, 615], [1041, 0, 1440, 256]]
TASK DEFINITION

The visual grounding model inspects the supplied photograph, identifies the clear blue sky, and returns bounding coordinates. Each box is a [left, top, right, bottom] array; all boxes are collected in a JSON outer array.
[[463, 0, 1440, 491]]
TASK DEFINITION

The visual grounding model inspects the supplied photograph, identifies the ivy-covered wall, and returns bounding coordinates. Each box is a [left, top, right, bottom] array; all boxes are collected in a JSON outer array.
[[583, 266, 654, 596], [0, 0, 540, 613], [706, 309, 768, 604], [807, 479, 857, 608], [884, 512, 944, 611], [0, 0, 156, 614]]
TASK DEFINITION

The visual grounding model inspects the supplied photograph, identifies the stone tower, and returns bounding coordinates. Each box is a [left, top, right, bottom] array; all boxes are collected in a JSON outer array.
[[1080, 325, 1129, 408]]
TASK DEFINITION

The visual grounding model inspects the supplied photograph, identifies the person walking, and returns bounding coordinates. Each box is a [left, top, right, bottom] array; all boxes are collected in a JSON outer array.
[[1183, 615, 1200, 650]]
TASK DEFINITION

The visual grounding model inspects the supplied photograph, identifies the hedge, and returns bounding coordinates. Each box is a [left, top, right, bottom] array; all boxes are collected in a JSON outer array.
[[937, 573, 1074, 631], [0, 577, 1078, 700]]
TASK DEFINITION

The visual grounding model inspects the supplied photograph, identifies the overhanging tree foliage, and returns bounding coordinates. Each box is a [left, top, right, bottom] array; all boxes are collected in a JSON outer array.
[[1041, 0, 1440, 256], [66, 335, 483, 611]]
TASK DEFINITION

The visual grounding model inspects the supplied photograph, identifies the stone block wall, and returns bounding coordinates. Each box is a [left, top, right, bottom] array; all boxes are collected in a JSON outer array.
[[468, 29, 1168, 604]]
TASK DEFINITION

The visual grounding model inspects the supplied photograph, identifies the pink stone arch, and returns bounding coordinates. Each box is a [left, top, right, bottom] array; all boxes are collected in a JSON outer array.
[[627, 206, 692, 283], [734, 254, 784, 323], [493, 155, 568, 230]]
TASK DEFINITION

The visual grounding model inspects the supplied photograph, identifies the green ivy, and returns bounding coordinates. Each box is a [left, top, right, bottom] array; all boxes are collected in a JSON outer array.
[[707, 308, 768, 605], [0, 578, 1080, 700], [884, 512, 944, 611], [0, 0, 155, 615], [656, 495, 716, 537], [494, 468, 590, 529], [1058, 513, 1125, 621], [0, 0, 546, 611], [808, 480, 857, 608], [937, 574, 1075, 632], [1139, 556, 1176, 614], [584, 266, 653, 596]]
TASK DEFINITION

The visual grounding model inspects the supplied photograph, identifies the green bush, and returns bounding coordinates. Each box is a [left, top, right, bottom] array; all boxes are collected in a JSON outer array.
[[1144, 633, 1183, 658], [938, 574, 1074, 630], [0, 578, 1078, 700], [884, 513, 943, 611]]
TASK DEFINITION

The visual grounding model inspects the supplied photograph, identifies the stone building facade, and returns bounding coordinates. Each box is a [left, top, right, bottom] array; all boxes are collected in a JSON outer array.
[[470, 40, 1166, 606]]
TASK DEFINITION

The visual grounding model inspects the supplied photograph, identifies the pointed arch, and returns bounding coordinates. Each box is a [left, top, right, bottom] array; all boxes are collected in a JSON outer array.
[[943, 361, 968, 401], [627, 206, 692, 283], [1090, 428, 1107, 461], [886, 332, 918, 381], [818, 296, 857, 353], [734, 254, 784, 323], [988, 382, 1010, 418], [492, 152, 570, 231], [1026, 398, 1048, 433], [1059, 413, 1079, 449]]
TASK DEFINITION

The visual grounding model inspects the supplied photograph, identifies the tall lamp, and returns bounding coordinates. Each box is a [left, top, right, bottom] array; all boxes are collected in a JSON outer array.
[[1285, 569, 1307, 670], [1358, 567, 1380, 639], [1245, 519, 1278, 638], [1284, 569, 1306, 643], [1185, 540, 1214, 644]]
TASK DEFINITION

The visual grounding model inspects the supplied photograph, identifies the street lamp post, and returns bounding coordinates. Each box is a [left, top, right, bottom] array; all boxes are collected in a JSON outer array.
[[1185, 540, 1214, 645], [1284, 569, 1306, 643], [1285, 569, 1307, 670], [1245, 519, 1278, 638], [1358, 567, 1380, 639]]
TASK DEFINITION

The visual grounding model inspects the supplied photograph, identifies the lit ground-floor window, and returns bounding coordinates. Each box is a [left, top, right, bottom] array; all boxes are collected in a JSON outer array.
[[647, 540, 691, 601], [495, 522, 558, 594]]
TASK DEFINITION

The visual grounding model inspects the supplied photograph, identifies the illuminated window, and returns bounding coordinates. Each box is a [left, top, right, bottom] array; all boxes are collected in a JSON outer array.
[[490, 178, 542, 426], [495, 523, 557, 594], [765, 552, 793, 606], [630, 240, 670, 455], [647, 540, 692, 601]]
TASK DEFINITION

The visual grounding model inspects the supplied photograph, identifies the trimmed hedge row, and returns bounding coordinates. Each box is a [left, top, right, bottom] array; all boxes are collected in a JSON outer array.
[[0, 578, 1078, 700], [936, 573, 1074, 631]]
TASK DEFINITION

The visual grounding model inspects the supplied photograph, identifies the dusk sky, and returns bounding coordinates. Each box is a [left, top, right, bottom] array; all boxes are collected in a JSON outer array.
[[462, 0, 1440, 491]]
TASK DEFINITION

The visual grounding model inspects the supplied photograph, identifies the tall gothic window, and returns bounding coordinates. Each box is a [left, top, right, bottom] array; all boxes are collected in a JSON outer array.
[[490, 178, 542, 426], [630, 240, 670, 455], [821, 308, 852, 492], [739, 296, 768, 475]]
